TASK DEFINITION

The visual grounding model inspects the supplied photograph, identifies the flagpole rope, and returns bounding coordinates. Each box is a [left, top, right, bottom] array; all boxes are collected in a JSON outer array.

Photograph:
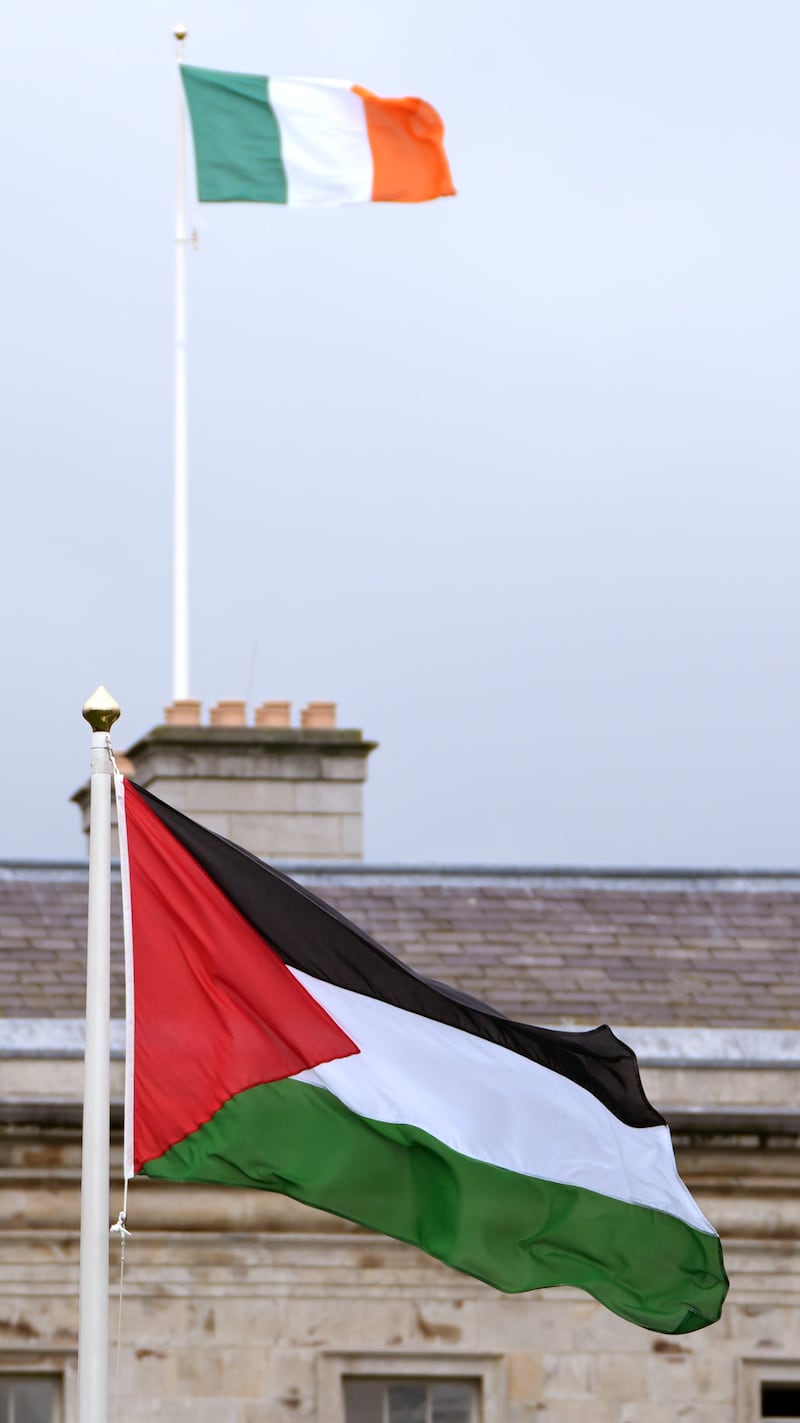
[[110, 1178, 131, 1423], [107, 757, 128, 1423]]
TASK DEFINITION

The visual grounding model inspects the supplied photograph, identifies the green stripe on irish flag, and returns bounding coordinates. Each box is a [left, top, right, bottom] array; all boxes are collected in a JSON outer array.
[[116, 777, 728, 1335], [180, 65, 456, 205]]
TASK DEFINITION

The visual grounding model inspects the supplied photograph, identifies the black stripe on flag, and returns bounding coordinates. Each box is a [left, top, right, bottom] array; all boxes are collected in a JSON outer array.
[[131, 782, 664, 1130]]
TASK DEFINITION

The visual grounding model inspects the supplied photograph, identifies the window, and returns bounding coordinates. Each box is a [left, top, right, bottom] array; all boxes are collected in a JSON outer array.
[[740, 1363, 800, 1423], [344, 1378, 479, 1423], [0, 1376, 60, 1423], [762, 1382, 800, 1419], [319, 1351, 502, 1423], [317, 1349, 498, 1423]]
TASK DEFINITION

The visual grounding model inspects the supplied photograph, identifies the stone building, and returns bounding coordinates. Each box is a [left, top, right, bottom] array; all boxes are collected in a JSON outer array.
[[0, 702, 799, 1423]]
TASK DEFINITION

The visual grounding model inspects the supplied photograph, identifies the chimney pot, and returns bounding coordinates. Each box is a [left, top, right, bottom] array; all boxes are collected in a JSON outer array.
[[301, 701, 337, 729], [210, 699, 247, 728], [254, 700, 292, 728], [164, 698, 202, 727]]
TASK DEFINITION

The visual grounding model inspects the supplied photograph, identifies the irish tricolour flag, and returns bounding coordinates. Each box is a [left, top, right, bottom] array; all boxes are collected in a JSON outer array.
[[181, 65, 455, 206], [117, 779, 727, 1334]]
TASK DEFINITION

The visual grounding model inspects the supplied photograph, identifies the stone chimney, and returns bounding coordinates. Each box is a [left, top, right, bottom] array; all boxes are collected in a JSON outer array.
[[72, 700, 378, 861]]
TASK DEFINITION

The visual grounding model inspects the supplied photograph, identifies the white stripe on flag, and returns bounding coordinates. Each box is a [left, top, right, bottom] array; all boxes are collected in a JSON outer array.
[[290, 969, 715, 1234], [268, 78, 373, 206]]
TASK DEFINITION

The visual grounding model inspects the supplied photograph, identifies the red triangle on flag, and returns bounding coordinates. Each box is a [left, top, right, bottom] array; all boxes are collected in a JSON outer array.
[[121, 782, 358, 1172]]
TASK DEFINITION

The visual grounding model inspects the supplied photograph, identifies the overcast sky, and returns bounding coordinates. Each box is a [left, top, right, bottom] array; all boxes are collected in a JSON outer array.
[[1, 2, 798, 865]]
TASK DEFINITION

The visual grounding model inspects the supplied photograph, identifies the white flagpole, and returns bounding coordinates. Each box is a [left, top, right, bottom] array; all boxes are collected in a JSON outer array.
[[173, 24, 190, 700], [78, 686, 121, 1423]]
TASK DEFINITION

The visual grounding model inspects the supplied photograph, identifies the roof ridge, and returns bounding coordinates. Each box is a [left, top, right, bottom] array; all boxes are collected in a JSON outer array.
[[3, 860, 800, 890]]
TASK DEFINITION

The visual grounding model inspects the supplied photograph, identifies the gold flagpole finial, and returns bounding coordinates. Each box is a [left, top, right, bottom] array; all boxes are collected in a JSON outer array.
[[82, 686, 121, 733], [174, 23, 188, 41]]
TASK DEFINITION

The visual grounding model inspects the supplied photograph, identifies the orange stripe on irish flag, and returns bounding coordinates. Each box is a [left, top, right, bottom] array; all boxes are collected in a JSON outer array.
[[353, 87, 456, 203]]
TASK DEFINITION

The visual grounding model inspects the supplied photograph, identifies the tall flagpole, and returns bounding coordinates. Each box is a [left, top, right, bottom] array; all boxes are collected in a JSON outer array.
[[78, 686, 121, 1423], [173, 24, 189, 700]]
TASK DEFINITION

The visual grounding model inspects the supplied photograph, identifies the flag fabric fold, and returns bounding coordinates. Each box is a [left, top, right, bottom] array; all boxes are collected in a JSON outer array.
[[116, 775, 727, 1334], [180, 65, 455, 206]]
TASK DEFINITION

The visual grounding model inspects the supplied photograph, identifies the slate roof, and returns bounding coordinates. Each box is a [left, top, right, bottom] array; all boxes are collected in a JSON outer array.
[[1, 863, 799, 1028]]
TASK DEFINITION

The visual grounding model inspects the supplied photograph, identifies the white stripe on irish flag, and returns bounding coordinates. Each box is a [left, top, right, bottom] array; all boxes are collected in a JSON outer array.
[[268, 79, 374, 206]]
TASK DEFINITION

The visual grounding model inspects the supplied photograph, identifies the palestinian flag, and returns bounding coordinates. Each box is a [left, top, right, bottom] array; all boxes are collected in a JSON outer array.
[[181, 65, 455, 206], [116, 777, 727, 1334]]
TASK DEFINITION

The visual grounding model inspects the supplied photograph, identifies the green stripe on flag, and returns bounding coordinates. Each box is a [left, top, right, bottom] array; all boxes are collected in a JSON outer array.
[[141, 1077, 728, 1334], [181, 66, 287, 203]]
